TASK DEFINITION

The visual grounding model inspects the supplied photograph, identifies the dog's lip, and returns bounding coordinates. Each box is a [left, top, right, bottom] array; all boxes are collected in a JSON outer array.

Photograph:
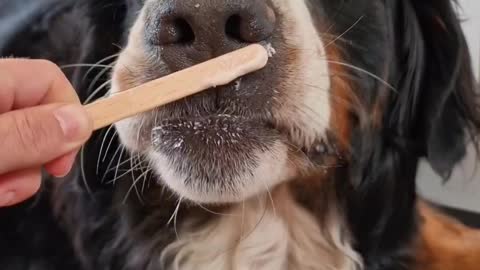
[[149, 113, 332, 157], [150, 113, 276, 149], [152, 113, 272, 130]]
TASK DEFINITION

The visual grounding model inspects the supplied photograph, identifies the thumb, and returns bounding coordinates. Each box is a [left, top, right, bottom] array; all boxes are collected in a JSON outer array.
[[0, 103, 92, 174]]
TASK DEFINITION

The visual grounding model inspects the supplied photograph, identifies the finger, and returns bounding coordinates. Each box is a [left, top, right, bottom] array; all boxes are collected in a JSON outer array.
[[0, 168, 41, 207], [0, 103, 92, 174], [0, 59, 79, 113], [44, 150, 78, 177]]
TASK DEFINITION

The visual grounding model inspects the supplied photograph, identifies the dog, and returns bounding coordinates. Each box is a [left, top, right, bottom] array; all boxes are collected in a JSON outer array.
[[1, 0, 480, 269]]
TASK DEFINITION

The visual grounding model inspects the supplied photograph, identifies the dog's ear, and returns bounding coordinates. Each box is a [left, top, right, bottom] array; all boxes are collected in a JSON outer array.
[[389, 0, 479, 179]]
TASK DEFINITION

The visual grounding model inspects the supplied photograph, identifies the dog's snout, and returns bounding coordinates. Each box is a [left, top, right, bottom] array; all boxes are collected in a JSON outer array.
[[148, 1, 276, 69]]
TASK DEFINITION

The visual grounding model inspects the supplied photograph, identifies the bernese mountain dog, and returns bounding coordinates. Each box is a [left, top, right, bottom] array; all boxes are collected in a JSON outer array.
[[1, 0, 479, 269]]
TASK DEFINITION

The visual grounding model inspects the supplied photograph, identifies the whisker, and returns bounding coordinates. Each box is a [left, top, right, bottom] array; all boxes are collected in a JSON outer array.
[[287, 45, 396, 92], [112, 43, 124, 51], [261, 179, 276, 217], [96, 125, 116, 175], [60, 64, 113, 69], [86, 65, 114, 96], [84, 79, 112, 104], [324, 15, 365, 49], [321, 0, 346, 38], [80, 146, 94, 198], [101, 145, 124, 183], [105, 166, 145, 175], [121, 168, 151, 204], [130, 157, 145, 204], [101, 127, 118, 163], [235, 195, 269, 245], [106, 163, 146, 185], [83, 53, 119, 81], [194, 202, 240, 217], [141, 168, 151, 194], [105, 155, 139, 173], [325, 60, 397, 91], [137, 154, 147, 192], [204, 195, 270, 261], [240, 200, 246, 239], [168, 197, 183, 241], [111, 147, 127, 186]]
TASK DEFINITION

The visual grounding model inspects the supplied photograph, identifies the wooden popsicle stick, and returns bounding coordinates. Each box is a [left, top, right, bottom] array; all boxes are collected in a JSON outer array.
[[85, 44, 269, 131]]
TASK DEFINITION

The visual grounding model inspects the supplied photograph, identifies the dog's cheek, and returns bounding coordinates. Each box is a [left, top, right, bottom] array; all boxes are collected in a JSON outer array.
[[270, 0, 333, 149]]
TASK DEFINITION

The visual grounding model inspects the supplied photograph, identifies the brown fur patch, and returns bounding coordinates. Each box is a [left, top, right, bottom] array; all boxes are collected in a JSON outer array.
[[325, 44, 354, 149], [415, 202, 480, 270]]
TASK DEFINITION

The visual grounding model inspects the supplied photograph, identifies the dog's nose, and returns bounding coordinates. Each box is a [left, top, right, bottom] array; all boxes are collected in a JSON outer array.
[[149, 1, 276, 69]]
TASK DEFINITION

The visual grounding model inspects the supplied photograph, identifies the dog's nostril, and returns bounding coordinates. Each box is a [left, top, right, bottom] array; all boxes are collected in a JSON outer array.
[[225, 15, 243, 42], [225, 7, 276, 43], [157, 18, 195, 45]]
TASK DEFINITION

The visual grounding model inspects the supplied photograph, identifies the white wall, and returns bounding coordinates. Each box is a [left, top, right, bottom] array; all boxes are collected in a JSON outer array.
[[459, 0, 480, 77], [417, 0, 480, 213]]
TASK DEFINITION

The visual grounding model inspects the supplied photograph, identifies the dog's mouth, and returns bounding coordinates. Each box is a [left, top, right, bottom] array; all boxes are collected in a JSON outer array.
[[148, 80, 282, 160], [145, 106, 339, 204], [113, 69, 332, 204], [146, 112, 295, 203]]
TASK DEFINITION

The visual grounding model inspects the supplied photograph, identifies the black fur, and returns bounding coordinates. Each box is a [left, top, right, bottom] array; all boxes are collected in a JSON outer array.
[[340, 1, 478, 269], [0, 0, 478, 270]]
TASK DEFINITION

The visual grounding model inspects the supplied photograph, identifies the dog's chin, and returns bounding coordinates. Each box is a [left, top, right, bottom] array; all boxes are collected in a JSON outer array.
[[145, 114, 296, 204]]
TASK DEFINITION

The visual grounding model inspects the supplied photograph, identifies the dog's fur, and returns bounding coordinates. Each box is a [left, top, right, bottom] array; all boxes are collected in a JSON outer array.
[[1, 0, 480, 269]]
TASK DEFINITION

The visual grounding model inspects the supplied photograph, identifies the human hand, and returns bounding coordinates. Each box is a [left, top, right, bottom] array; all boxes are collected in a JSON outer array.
[[0, 59, 93, 207]]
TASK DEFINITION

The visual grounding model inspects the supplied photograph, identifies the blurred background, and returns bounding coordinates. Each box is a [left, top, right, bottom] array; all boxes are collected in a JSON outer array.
[[417, 0, 480, 215]]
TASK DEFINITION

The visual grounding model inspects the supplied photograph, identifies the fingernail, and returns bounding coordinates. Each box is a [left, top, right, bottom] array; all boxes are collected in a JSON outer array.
[[53, 104, 92, 141], [0, 191, 15, 207]]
